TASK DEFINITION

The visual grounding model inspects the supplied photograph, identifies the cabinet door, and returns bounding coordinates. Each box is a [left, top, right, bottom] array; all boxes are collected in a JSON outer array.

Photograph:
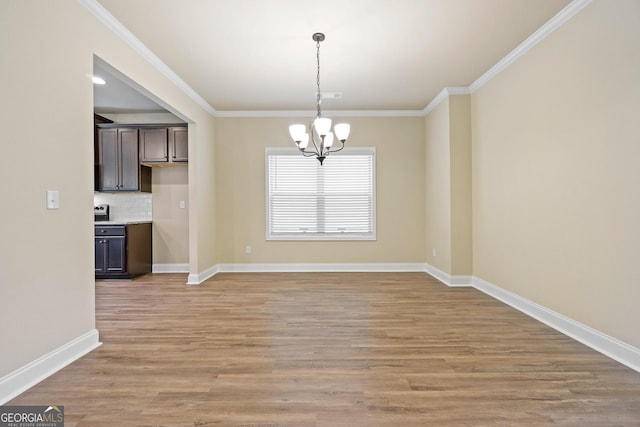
[[105, 236, 126, 273], [95, 238, 106, 273], [95, 237, 125, 273], [169, 127, 188, 162], [140, 128, 168, 162], [98, 128, 119, 191], [119, 128, 140, 191]]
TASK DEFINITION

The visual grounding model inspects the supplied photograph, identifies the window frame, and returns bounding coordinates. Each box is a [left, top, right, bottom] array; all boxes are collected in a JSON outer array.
[[265, 147, 377, 241]]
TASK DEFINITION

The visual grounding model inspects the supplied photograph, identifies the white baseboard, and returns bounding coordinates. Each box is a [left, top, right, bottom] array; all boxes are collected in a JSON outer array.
[[152, 263, 189, 273], [185, 262, 428, 284], [0, 329, 101, 405], [216, 262, 429, 273], [186, 264, 218, 285], [472, 276, 640, 373], [424, 263, 473, 287]]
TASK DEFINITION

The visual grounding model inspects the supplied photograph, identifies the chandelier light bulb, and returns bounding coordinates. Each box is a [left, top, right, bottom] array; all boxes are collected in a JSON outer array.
[[289, 124, 306, 142], [334, 123, 351, 142], [314, 117, 332, 137]]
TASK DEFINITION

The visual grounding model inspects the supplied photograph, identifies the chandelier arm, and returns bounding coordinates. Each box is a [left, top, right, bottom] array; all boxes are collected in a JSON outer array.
[[298, 149, 318, 157], [298, 130, 321, 157], [308, 122, 322, 155], [326, 140, 346, 154]]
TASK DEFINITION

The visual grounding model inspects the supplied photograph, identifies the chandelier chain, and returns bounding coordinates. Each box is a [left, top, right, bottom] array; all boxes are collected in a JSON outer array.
[[316, 37, 322, 117]]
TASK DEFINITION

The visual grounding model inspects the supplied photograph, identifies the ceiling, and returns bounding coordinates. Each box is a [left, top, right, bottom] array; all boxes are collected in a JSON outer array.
[[94, 60, 168, 114], [93, 0, 572, 114]]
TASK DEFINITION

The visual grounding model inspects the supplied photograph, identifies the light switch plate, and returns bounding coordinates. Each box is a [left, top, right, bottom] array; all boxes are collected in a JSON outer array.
[[47, 190, 59, 209]]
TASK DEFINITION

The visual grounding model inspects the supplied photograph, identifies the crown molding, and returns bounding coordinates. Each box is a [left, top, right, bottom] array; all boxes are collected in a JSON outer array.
[[468, 0, 592, 93], [77, 0, 217, 116], [421, 0, 591, 114], [214, 110, 425, 118], [422, 87, 471, 116], [80, 0, 590, 119]]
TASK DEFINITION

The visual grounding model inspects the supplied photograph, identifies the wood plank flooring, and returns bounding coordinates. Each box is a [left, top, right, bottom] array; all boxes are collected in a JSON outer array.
[[9, 272, 640, 426]]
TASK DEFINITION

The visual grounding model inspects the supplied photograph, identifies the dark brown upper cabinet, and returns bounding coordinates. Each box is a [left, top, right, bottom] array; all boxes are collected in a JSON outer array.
[[169, 127, 188, 163], [139, 124, 188, 165], [97, 127, 151, 192], [139, 128, 169, 163]]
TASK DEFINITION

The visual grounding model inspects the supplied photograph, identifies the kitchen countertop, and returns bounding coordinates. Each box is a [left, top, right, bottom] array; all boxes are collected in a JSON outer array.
[[95, 220, 152, 225]]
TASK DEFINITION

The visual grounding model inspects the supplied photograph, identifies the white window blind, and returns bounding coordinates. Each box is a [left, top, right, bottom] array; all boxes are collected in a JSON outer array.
[[266, 148, 376, 240]]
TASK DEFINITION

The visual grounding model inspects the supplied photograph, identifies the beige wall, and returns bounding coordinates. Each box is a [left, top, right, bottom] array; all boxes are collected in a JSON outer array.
[[449, 96, 472, 275], [424, 95, 472, 276], [471, 0, 640, 348], [215, 116, 426, 264], [425, 100, 452, 272], [152, 167, 189, 265], [0, 1, 96, 378], [0, 0, 216, 378], [189, 121, 217, 274]]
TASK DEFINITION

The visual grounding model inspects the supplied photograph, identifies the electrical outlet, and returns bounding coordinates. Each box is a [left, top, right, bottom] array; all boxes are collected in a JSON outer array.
[[245, 246, 252, 254], [179, 200, 186, 209], [432, 248, 437, 257]]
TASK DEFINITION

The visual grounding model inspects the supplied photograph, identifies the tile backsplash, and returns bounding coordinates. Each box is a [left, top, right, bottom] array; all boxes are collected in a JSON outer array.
[[94, 193, 152, 221]]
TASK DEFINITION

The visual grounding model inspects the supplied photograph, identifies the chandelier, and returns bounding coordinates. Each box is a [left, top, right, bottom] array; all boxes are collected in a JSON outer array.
[[289, 33, 350, 165]]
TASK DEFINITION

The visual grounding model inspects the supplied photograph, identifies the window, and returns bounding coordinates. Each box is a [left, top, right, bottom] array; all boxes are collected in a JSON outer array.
[[266, 148, 376, 240]]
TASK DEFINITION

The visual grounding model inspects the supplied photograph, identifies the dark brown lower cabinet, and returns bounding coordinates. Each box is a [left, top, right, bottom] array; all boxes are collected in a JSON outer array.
[[95, 223, 151, 279]]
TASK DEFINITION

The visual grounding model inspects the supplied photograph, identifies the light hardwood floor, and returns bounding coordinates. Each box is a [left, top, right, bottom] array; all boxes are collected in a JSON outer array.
[[9, 272, 640, 426]]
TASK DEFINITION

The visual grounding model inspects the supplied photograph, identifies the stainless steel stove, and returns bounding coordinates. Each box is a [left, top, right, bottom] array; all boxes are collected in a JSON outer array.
[[94, 204, 110, 221]]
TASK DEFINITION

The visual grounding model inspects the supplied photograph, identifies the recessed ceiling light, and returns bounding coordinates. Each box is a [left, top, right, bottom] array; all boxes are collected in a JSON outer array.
[[92, 76, 106, 85]]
